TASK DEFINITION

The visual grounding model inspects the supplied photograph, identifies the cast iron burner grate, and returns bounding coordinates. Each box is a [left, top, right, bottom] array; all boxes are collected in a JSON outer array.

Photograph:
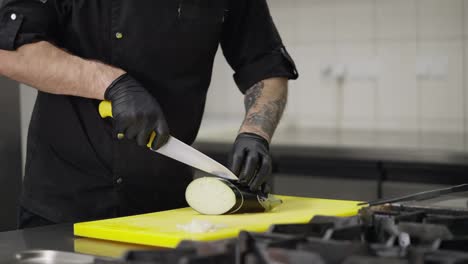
[[97, 205, 468, 264]]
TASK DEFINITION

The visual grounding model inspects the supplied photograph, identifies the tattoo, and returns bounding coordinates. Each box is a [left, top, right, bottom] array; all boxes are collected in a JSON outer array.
[[241, 81, 287, 140], [244, 81, 264, 111]]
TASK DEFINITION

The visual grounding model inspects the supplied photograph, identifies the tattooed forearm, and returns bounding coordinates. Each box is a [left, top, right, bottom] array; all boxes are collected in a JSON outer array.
[[239, 78, 288, 142], [243, 98, 286, 137], [245, 81, 264, 111]]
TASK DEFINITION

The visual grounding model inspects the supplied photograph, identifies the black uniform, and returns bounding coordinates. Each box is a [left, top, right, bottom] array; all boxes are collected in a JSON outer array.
[[0, 0, 298, 224]]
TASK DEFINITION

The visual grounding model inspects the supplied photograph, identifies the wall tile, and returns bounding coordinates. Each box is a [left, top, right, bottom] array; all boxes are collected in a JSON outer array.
[[334, 0, 374, 42], [290, 44, 337, 129], [295, 0, 335, 44], [376, 0, 417, 40], [419, 41, 464, 132], [465, 0, 468, 38], [340, 80, 376, 130], [335, 41, 375, 58], [336, 42, 377, 130], [377, 41, 419, 131], [418, 0, 463, 40]]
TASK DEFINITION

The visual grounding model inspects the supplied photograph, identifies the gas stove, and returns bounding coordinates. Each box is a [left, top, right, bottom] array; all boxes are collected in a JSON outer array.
[[16, 191, 468, 264]]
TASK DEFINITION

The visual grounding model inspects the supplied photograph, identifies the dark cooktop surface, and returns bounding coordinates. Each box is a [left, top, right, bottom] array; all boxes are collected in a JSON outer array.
[[91, 198, 468, 264]]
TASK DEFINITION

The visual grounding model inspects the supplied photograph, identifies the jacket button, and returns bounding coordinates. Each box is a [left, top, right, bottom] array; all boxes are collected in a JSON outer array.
[[10, 13, 17, 21], [116, 178, 123, 184]]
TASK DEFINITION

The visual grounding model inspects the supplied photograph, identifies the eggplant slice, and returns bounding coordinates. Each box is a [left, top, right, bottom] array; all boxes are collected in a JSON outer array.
[[186, 177, 283, 215], [186, 177, 237, 215]]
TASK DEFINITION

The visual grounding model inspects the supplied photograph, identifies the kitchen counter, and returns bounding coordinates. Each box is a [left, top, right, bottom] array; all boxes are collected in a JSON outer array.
[[0, 224, 153, 263], [195, 127, 468, 170], [194, 126, 468, 193], [196, 125, 468, 158]]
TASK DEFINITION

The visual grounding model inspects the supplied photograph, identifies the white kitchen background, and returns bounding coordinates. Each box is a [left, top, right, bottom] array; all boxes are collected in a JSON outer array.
[[200, 0, 468, 151], [20, 0, 468, 164]]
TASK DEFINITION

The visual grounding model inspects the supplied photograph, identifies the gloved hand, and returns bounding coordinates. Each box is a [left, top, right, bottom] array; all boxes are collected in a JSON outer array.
[[104, 73, 169, 150], [228, 133, 272, 192]]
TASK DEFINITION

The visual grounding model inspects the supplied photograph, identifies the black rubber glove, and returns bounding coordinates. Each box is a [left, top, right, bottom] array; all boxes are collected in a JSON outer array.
[[104, 73, 169, 150], [228, 133, 272, 192]]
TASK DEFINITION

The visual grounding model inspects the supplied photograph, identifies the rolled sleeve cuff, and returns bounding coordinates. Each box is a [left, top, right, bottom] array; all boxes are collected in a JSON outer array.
[[233, 46, 299, 94], [0, 10, 24, 50]]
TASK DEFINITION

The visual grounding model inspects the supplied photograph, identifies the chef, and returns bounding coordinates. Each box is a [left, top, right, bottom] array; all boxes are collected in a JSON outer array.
[[0, 0, 298, 228]]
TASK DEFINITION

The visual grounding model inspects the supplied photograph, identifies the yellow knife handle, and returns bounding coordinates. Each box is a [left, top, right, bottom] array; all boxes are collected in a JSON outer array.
[[98, 101, 156, 149], [98, 100, 113, 118]]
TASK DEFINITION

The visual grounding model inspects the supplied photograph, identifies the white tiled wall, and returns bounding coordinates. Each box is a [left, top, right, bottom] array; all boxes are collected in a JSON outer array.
[[204, 0, 468, 149], [377, 41, 419, 131], [376, 0, 417, 40], [418, 0, 463, 40]]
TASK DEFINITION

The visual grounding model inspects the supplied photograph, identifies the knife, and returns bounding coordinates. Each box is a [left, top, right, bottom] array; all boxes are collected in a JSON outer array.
[[358, 183, 468, 207], [99, 101, 239, 181]]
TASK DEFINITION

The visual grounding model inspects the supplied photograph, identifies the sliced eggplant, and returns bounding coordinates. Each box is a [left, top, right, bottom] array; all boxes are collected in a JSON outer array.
[[185, 177, 282, 215]]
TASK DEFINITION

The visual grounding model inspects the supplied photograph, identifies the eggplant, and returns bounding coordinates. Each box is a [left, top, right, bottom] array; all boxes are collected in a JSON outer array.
[[185, 177, 283, 215]]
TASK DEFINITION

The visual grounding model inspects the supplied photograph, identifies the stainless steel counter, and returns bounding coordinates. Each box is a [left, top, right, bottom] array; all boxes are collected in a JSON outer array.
[[0, 224, 153, 263], [194, 127, 468, 199]]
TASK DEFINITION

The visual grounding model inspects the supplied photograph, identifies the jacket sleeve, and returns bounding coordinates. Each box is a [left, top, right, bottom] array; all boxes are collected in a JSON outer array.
[[220, 0, 298, 93], [0, 0, 69, 51]]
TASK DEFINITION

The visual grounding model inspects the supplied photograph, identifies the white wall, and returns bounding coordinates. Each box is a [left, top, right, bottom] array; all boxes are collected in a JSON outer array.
[[203, 0, 468, 150]]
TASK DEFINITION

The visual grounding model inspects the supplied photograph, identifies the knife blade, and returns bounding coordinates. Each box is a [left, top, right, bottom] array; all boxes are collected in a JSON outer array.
[[99, 101, 239, 181], [151, 136, 239, 180]]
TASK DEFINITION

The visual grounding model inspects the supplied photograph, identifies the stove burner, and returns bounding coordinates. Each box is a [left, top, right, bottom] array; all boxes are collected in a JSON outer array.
[[94, 201, 468, 264]]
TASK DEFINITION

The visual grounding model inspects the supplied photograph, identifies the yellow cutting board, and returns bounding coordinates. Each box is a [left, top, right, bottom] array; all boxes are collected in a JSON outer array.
[[74, 196, 362, 248]]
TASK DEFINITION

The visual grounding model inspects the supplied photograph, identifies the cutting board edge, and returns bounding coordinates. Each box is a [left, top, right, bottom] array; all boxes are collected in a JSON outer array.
[[334, 209, 361, 217], [74, 224, 181, 248], [74, 220, 290, 247], [74, 227, 268, 248]]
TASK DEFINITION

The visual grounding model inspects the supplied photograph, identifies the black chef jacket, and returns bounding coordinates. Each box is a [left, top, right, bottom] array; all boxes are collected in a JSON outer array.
[[0, 0, 298, 223]]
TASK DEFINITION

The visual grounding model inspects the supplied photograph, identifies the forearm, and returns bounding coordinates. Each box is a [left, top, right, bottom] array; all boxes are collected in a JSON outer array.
[[239, 77, 288, 142], [0, 41, 124, 99]]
